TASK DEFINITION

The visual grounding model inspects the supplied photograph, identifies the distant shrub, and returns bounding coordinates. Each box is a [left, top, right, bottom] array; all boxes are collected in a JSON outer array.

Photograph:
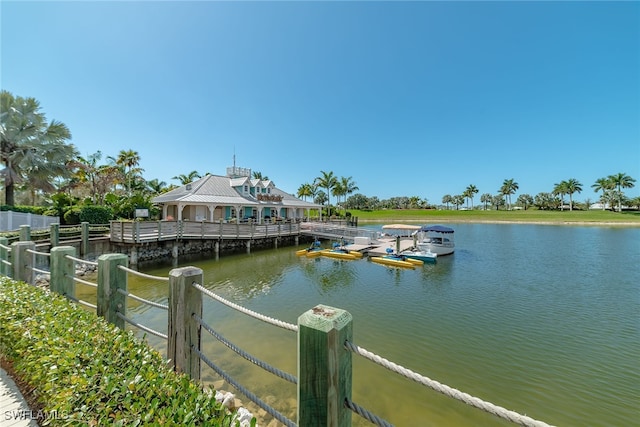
[[63, 207, 82, 225]]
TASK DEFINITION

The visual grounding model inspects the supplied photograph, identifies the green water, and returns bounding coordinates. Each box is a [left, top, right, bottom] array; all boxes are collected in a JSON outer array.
[[82, 224, 640, 426]]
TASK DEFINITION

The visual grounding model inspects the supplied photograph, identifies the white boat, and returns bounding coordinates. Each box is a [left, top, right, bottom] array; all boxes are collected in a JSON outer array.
[[414, 225, 455, 256], [400, 248, 437, 263]]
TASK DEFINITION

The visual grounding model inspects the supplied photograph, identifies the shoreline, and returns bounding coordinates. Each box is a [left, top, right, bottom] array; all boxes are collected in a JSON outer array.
[[358, 219, 640, 227]]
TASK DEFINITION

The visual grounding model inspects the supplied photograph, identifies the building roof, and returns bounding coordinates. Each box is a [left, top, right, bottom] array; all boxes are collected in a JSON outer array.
[[152, 174, 321, 208]]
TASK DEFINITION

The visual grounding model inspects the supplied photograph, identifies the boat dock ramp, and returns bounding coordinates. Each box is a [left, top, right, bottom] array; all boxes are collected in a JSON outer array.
[[300, 222, 416, 256]]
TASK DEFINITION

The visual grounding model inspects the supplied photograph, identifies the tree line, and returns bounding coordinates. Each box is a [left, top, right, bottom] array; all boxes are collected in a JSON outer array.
[[1, 90, 637, 223]]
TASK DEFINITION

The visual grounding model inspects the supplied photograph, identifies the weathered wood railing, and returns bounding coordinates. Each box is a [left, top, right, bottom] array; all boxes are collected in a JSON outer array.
[[109, 220, 302, 243]]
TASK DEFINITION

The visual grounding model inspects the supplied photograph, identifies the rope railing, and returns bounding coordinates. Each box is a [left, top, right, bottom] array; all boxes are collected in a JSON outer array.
[[0, 243, 11, 251], [117, 264, 170, 282], [26, 248, 50, 257], [116, 312, 168, 340], [71, 275, 98, 288], [344, 340, 554, 427], [64, 254, 98, 267], [66, 295, 98, 310], [344, 398, 394, 427], [193, 313, 297, 385], [193, 346, 297, 427], [117, 288, 169, 310], [1, 259, 11, 267], [31, 266, 50, 275], [192, 282, 298, 332]]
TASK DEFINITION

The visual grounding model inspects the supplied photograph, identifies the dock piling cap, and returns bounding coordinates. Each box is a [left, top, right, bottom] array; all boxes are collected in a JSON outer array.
[[299, 304, 352, 331]]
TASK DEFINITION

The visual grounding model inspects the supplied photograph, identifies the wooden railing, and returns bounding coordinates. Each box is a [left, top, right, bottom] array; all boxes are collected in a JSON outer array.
[[109, 220, 302, 243]]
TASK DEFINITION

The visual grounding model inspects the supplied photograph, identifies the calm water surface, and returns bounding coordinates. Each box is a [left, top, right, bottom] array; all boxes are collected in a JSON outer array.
[[96, 224, 639, 426]]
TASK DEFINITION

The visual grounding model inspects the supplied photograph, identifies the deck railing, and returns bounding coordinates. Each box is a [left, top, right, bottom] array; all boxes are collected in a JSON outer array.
[[109, 220, 302, 243]]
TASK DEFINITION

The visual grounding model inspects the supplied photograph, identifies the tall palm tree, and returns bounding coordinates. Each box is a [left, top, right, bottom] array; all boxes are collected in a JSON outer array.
[[591, 177, 613, 210], [340, 176, 359, 205], [297, 183, 316, 201], [480, 193, 492, 210], [564, 178, 583, 211], [553, 181, 569, 211], [172, 170, 201, 185], [442, 194, 453, 210], [314, 170, 337, 215], [146, 178, 168, 195], [0, 90, 75, 205], [607, 172, 636, 212], [464, 184, 479, 209], [111, 149, 143, 195], [500, 179, 519, 210]]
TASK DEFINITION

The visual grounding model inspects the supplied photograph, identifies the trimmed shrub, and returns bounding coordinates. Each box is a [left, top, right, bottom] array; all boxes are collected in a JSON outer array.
[[78, 206, 113, 224], [0, 278, 248, 426], [63, 207, 82, 225]]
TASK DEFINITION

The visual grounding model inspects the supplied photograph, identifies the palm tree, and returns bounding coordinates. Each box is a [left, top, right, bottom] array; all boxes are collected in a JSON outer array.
[[480, 193, 492, 210], [464, 184, 479, 209], [607, 172, 636, 212], [591, 177, 613, 210], [442, 194, 453, 210], [564, 178, 583, 211], [252, 171, 268, 180], [314, 170, 337, 216], [297, 183, 316, 201], [0, 90, 75, 205], [500, 179, 519, 210], [516, 194, 534, 210], [111, 149, 143, 195], [553, 181, 569, 211], [146, 178, 168, 195], [172, 170, 201, 185]]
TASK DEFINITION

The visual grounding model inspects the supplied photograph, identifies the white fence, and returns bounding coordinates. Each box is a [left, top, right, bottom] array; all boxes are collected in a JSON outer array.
[[0, 211, 59, 231]]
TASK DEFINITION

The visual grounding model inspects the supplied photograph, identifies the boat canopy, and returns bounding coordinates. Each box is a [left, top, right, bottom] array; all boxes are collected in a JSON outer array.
[[382, 224, 421, 230], [419, 225, 455, 233]]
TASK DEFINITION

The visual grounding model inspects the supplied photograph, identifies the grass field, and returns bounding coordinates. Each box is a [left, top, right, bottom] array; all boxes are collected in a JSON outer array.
[[346, 208, 640, 225]]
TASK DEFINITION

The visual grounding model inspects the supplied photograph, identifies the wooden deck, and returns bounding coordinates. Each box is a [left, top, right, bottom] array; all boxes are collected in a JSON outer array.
[[110, 220, 301, 243]]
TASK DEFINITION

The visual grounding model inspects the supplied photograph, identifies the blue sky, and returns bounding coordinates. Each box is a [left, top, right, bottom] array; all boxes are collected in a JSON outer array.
[[2, 1, 639, 203]]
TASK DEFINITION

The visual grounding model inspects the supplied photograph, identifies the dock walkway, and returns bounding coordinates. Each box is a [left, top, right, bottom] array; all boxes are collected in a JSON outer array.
[[0, 367, 38, 427]]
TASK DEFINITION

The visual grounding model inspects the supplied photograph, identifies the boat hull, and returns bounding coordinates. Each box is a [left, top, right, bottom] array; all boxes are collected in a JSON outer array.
[[401, 250, 437, 263], [371, 256, 416, 269], [321, 250, 358, 260]]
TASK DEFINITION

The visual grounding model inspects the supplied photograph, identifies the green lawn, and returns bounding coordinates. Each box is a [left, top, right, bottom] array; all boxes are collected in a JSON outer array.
[[346, 209, 640, 224]]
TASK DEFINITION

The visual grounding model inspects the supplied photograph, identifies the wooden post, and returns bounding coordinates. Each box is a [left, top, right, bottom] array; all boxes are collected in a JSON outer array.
[[11, 241, 36, 284], [97, 253, 128, 329], [50, 246, 76, 297], [50, 223, 60, 247], [19, 225, 31, 241], [0, 237, 9, 277], [81, 222, 89, 256], [298, 304, 353, 427], [168, 266, 203, 381]]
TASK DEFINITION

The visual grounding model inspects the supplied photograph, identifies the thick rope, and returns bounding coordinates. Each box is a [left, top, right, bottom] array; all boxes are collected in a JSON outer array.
[[193, 313, 297, 384], [66, 295, 97, 310], [344, 398, 394, 427], [344, 341, 554, 427], [192, 282, 298, 332], [117, 288, 169, 310], [117, 265, 169, 282], [64, 254, 98, 266], [26, 248, 50, 257], [116, 312, 168, 340], [1, 259, 11, 266], [31, 266, 49, 275], [0, 243, 10, 251], [70, 275, 98, 288], [194, 346, 297, 427]]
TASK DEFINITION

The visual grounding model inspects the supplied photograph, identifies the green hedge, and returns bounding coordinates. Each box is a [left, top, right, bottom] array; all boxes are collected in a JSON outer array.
[[0, 278, 252, 426]]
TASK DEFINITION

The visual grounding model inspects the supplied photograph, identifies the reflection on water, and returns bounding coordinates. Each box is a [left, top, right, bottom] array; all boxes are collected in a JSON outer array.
[[113, 224, 639, 427]]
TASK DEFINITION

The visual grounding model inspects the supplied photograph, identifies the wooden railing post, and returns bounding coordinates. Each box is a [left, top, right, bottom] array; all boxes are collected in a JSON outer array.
[[168, 266, 203, 381], [298, 304, 353, 427], [50, 223, 60, 247], [11, 241, 36, 284], [97, 253, 128, 329], [81, 222, 89, 256], [19, 225, 31, 241], [0, 237, 10, 277], [50, 246, 76, 297]]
